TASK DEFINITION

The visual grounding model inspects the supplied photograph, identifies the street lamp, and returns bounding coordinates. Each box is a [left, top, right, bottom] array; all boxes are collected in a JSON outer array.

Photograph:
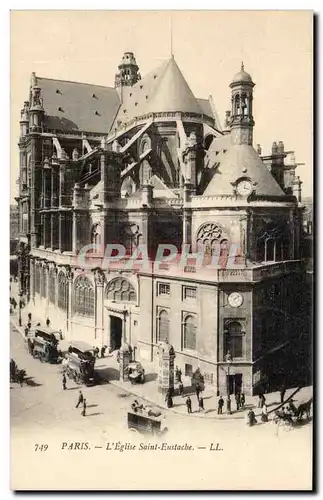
[[225, 351, 233, 414]]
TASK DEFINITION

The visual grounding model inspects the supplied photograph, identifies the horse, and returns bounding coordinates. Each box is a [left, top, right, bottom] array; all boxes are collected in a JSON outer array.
[[296, 398, 312, 420]]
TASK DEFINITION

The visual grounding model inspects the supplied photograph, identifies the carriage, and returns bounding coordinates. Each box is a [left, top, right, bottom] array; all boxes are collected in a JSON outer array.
[[62, 341, 97, 386], [127, 403, 168, 436], [273, 398, 312, 429], [31, 336, 60, 363]]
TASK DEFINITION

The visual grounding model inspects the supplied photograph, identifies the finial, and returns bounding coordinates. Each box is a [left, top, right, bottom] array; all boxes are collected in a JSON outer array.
[[241, 61, 244, 71]]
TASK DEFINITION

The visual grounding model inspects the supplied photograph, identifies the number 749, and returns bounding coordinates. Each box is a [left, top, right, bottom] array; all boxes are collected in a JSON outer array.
[[34, 444, 48, 451]]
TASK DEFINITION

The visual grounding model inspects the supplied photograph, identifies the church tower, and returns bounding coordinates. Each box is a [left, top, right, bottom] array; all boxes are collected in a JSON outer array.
[[229, 63, 255, 146], [114, 52, 141, 97]]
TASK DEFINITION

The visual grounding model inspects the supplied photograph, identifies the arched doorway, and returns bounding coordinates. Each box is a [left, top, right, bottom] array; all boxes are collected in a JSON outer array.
[[110, 316, 122, 351]]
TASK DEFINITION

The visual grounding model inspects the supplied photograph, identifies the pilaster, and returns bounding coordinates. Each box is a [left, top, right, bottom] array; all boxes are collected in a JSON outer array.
[[94, 269, 105, 344]]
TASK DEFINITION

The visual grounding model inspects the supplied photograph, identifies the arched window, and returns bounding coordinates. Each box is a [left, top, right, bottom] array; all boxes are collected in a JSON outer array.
[[49, 269, 56, 304], [182, 315, 197, 350], [73, 276, 94, 317], [157, 309, 169, 343], [234, 94, 241, 115], [41, 267, 47, 299], [196, 222, 228, 258], [224, 321, 244, 359], [58, 271, 68, 311], [106, 278, 137, 303], [257, 223, 289, 263], [35, 263, 40, 294]]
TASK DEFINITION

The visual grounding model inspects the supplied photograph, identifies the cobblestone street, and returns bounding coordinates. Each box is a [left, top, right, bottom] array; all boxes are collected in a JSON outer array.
[[10, 320, 313, 490]]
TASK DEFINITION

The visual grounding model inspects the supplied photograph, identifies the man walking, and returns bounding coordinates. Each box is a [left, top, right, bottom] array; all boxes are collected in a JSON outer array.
[[235, 392, 241, 411], [62, 373, 67, 390], [82, 398, 87, 417], [280, 385, 286, 404], [195, 383, 201, 401], [218, 396, 224, 415], [75, 390, 84, 408], [186, 396, 192, 414], [198, 396, 205, 412]]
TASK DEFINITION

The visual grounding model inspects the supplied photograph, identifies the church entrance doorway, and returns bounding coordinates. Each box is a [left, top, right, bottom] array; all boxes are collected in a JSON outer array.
[[110, 315, 122, 351], [228, 373, 243, 395]]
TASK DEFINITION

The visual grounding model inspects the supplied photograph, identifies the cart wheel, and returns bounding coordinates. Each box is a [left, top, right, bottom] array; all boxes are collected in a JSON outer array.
[[129, 427, 139, 434]]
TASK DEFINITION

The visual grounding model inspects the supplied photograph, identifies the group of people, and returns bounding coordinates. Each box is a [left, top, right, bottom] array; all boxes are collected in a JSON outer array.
[[185, 382, 205, 414], [92, 345, 108, 359]]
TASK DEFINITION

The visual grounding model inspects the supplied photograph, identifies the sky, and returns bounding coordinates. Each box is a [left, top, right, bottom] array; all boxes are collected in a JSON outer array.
[[10, 10, 313, 202]]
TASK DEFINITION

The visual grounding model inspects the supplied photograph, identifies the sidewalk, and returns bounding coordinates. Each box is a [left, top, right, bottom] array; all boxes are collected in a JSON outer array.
[[10, 310, 313, 421]]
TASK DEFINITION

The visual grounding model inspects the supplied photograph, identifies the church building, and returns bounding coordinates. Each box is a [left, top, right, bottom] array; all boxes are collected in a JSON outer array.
[[16, 52, 307, 395]]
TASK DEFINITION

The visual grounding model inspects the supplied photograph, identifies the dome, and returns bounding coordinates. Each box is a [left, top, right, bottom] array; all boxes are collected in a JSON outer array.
[[231, 63, 253, 84]]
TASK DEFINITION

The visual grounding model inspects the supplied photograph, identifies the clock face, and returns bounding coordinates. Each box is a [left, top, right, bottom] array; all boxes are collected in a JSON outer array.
[[237, 180, 252, 196], [228, 292, 243, 308]]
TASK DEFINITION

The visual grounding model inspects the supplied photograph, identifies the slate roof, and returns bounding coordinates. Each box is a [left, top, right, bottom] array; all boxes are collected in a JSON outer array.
[[34, 55, 219, 134], [113, 56, 217, 127], [203, 143, 285, 197], [36, 76, 120, 133]]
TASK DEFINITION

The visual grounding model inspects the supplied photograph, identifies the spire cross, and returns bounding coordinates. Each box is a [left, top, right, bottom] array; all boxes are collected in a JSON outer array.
[[241, 61, 244, 71]]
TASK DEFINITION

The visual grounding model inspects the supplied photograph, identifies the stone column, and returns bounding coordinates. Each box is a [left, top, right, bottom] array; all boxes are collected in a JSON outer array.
[[59, 212, 65, 252], [157, 341, 176, 394], [94, 269, 105, 344], [43, 213, 51, 249], [51, 162, 59, 208], [30, 258, 35, 303], [59, 164, 66, 207], [51, 212, 59, 250], [44, 263, 50, 316]]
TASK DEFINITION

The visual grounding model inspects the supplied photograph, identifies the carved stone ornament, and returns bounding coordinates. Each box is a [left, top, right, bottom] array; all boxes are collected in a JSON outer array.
[[94, 269, 105, 286]]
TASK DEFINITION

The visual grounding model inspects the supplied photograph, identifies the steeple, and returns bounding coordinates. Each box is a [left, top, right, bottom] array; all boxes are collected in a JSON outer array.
[[114, 52, 141, 97], [229, 63, 255, 146]]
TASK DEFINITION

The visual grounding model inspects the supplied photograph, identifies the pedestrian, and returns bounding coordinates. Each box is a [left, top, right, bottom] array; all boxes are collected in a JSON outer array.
[[12, 298, 17, 310], [179, 381, 184, 397], [198, 396, 205, 412], [128, 344, 133, 362], [82, 398, 87, 417], [27, 321, 31, 330], [235, 392, 241, 411], [24, 326, 29, 338], [280, 385, 286, 404], [240, 393, 245, 410], [75, 390, 84, 408], [195, 382, 201, 401], [166, 394, 173, 408], [258, 393, 263, 408], [186, 396, 192, 414], [260, 394, 266, 409], [100, 345, 106, 358], [18, 370, 24, 387], [46, 318, 50, 328], [62, 373, 67, 390], [218, 396, 224, 415], [59, 329, 63, 340], [226, 396, 232, 415], [261, 403, 268, 423], [28, 313, 32, 322], [94, 347, 99, 359]]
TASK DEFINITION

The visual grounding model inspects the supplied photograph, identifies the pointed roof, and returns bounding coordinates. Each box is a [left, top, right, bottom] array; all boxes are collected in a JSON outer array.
[[113, 56, 204, 127], [203, 143, 285, 197], [145, 56, 202, 114]]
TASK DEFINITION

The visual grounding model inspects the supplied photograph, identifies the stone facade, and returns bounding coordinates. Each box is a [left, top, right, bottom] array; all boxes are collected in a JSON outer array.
[[16, 52, 308, 395]]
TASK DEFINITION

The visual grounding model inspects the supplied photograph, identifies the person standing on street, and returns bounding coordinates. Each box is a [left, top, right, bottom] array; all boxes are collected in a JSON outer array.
[[218, 396, 224, 415], [75, 390, 84, 408], [195, 383, 201, 401], [235, 392, 241, 411], [240, 393, 245, 410], [82, 398, 87, 417], [186, 396, 192, 414], [100, 345, 106, 358], [198, 396, 205, 412], [280, 385, 286, 404], [179, 381, 184, 397], [46, 318, 50, 328], [226, 396, 232, 415], [62, 373, 67, 390]]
